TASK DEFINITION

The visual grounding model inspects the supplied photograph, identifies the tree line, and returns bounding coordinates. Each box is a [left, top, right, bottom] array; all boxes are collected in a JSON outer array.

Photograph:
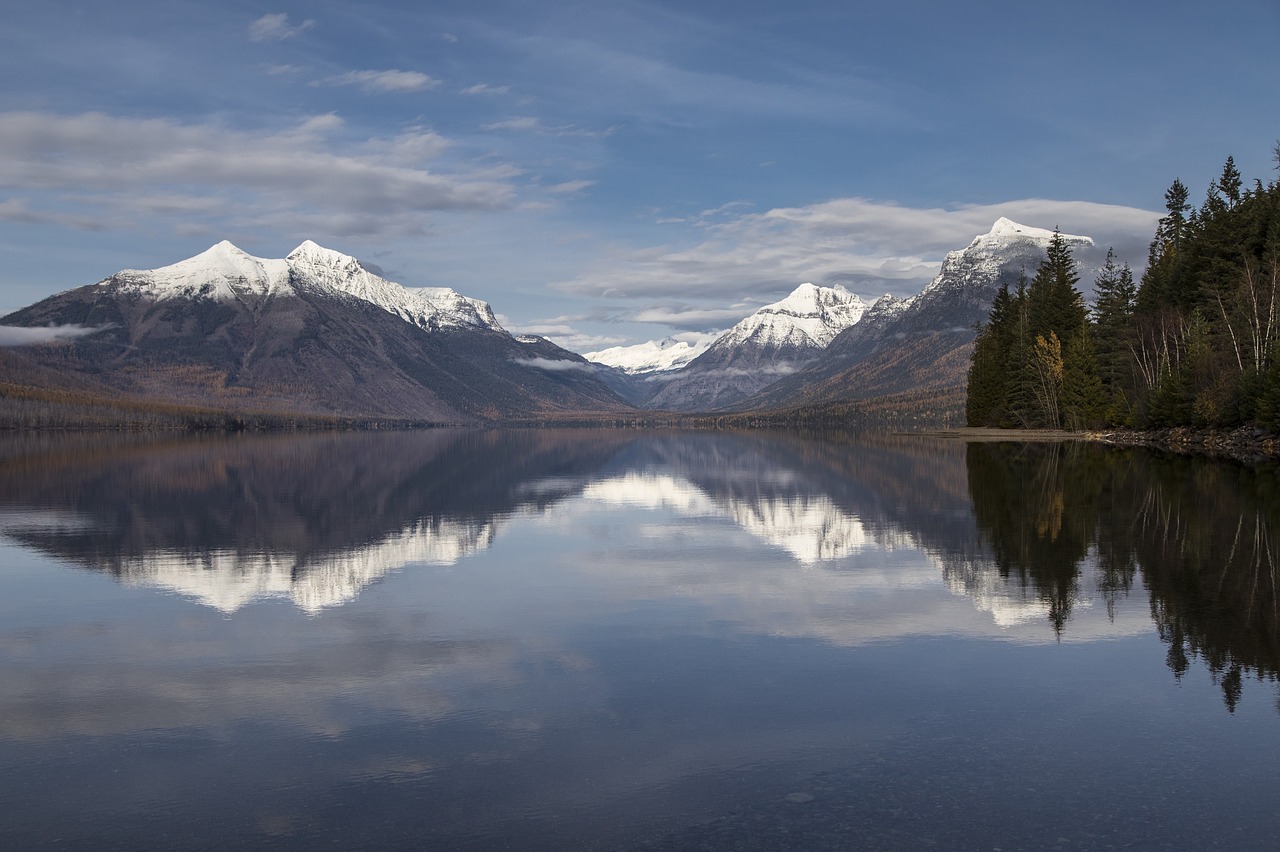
[[967, 146, 1280, 430]]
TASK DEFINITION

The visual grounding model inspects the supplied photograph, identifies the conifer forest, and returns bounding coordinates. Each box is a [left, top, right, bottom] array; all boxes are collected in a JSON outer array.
[[966, 148, 1280, 431]]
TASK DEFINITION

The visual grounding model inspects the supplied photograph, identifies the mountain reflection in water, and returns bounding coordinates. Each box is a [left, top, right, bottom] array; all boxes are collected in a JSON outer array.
[[3, 430, 1280, 849]]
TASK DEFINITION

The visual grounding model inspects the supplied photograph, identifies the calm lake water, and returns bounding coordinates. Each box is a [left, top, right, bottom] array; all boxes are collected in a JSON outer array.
[[2, 429, 1280, 850]]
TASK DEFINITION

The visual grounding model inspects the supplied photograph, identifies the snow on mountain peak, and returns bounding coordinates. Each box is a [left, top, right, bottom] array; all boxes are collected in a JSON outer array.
[[914, 220, 1096, 306], [110, 240, 504, 334], [113, 241, 291, 301], [287, 240, 361, 268], [586, 335, 713, 374], [281, 240, 503, 332], [974, 218, 1093, 249], [714, 282, 868, 351]]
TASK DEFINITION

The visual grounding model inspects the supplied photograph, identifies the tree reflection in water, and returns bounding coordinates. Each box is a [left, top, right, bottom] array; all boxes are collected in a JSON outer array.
[[967, 441, 1280, 712]]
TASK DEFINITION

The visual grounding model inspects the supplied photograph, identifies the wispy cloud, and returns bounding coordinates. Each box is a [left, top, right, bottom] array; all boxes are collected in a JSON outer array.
[[320, 70, 441, 93], [483, 116, 618, 138], [486, 26, 903, 130], [546, 180, 595, 195], [630, 304, 761, 329], [512, 357, 597, 372], [461, 83, 511, 96], [248, 13, 316, 43], [0, 324, 109, 347], [554, 197, 1160, 311], [0, 111, 516, 238], [484, 117, 537, 132], [508, 316, 627, 352]]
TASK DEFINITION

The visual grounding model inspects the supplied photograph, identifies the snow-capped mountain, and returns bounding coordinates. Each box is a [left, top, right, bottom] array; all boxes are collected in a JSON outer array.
[[907, 218, 1093, 326], [2, 220, 1110, 424], [740, 218, 1101, 413], [2, 241, 629, 422], [643, 283, 874, 411], [584, 336, 712, 375], [708, 283, 869, 352], [285, 240, 504, 332], [113, 239, 506, 333]]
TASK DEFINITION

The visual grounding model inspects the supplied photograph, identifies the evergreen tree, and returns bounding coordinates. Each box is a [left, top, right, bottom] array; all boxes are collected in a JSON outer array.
[[1162, 178, 1192, 250], [1091, 250, 1137, 423], [1004, 274, 1036, 427], [966, 282, 1013, 426], [1062, 328, 1107, 429], [1218, 155, 1243, 208], [970, 142, 1280, 433], [1027, 229, 1087, 340], [1138, 178, 1194, 311]]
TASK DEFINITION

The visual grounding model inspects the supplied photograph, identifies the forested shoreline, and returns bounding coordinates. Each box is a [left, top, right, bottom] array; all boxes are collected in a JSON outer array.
[[967, 147, 1280, 433]]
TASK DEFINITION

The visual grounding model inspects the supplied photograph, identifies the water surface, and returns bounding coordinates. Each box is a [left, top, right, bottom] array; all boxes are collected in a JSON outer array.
[[2, 429, 1279, 849]]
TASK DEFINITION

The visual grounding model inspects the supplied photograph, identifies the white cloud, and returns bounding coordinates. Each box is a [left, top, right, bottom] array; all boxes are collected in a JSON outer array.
[[321, 70, 441, 93], [248, 13, 316, 43], [631, 304, 760, 328], [546, 180, 595, 195], [508, 318, 626, 353], [482, 116, 618, 138], [512, 357, 598, 372], [484, 117, 542, 132], [461, 83, 511, 96], [0, 324, 109, 347], [0, 112, 516, 238], [553, 197, 1160, 312]]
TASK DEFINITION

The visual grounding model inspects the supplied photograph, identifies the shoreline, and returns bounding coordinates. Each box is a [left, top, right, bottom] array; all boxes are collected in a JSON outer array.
[[919, 426, 1280, 462], [1085, 426, 1280, 462]]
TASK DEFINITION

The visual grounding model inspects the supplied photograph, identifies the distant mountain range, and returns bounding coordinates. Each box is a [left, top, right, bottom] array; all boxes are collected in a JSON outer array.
[[0, 240, 630, 423], [0, 219, 1102, 425], [587, 218, 1098, 414]]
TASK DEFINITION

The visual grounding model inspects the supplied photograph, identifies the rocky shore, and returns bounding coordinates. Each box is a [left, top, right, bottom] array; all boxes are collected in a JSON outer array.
[[1085, 426, 1280, 463]]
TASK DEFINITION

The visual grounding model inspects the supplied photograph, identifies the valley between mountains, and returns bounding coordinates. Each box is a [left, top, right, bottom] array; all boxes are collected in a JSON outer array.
[[0, 219, 1104, 428]]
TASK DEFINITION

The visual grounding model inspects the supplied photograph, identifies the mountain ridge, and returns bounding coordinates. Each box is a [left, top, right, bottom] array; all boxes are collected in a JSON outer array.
[[1, 220, 1104, 426], [1, 240, 632, 423]]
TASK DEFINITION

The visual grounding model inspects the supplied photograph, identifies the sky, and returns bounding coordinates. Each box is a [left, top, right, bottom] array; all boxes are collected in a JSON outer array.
[[1, 0, 1277, 353]]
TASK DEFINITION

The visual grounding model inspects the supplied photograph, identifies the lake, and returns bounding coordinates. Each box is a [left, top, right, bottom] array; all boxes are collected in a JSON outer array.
[[2, 429, 1279, 850]]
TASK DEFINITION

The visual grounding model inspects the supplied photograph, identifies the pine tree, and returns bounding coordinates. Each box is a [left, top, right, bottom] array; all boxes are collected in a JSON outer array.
[[1218, 156, 1243, 208], [966, 282, 1013, 426], [1027, 229, 1087, 341], [1091, 251, 1137, 424], [1162, 178, 1191, 250], [1138, 179, 1194, 311], [1004, 274, 1036, 427], [1061, 328, 1107, 429]]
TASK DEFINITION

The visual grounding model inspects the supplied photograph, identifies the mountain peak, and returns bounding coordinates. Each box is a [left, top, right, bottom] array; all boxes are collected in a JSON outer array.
[[975, 218, 1093, 248], [708, 283, 868, 356], [585, 336, 712, 374], [770, 282, 854, 314], [111, 240, 289, 300], [286, 240, 361, 268], [187, 239, 262, 267]]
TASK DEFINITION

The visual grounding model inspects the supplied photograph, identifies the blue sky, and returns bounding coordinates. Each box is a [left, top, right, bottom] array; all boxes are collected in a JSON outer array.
[[1, 0, 1277, 351]]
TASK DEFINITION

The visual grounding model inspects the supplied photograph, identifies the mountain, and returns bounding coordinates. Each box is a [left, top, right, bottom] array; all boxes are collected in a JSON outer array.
[[0, 241, 632, 423], [736, 218, 1098, 413], [637, 283, 874, 411], [584, 336, 711, 375]]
